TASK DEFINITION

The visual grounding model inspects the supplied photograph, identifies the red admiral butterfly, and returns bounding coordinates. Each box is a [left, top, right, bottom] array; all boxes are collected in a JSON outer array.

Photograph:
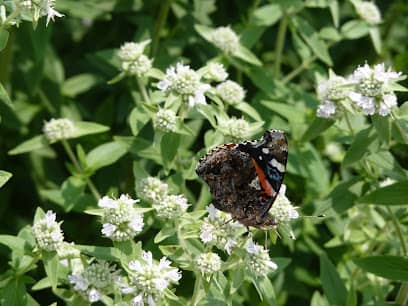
[[196, 130, 288, 229]]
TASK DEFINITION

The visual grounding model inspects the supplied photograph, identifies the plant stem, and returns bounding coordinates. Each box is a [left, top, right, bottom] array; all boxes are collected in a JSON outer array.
[[387, 206, 408, 305], [61, 140, 101, 200], [151, 0, 171, 57], [274, 15, 288, 78], [190, 273, 203, 306], [136, 77, 149, 103], [282, 54, 317, 84]]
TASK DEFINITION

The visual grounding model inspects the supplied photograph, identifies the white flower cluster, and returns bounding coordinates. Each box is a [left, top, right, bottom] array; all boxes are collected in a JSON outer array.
[[210, 26, 239, 54], [216, 80, 245, 104], [269, 185, 299, 223], [32, 210, 64, 251], [153, 194, 189, 220], [245, 239, 278, 277], [139, 177, 169, 203], [140, 177, 189, 220], [118, 40, 152, 77], [157, 63, 210, 108], [120, 251, 181, 306], [219, 117, 250, 140], [355, 1, 381, 25], [154, 109, 177, 133], [0, 0, 63, 27], [316, 63, 404, 118], [98, 194, 144, 241], [68, 260, 119, 303], [203, 62, 228, 82], [57, 241, 81, 270], [43, 118, 76, 142], [200, 204, 241, 254], [195, 252, 222, 279]]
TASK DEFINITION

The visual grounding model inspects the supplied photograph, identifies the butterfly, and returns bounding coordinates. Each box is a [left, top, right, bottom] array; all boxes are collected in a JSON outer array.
[[196, 130, 288, 228]]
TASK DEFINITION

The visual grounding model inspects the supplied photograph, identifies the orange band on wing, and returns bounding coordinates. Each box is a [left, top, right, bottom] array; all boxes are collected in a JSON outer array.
[[252, 158, 276, 197]]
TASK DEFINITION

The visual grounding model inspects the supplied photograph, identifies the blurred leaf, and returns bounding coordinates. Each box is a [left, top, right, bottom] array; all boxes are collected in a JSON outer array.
[[234, 44, 262, 66], [161, 133, 180, 169], [154, 226, 176, 244], [8, 136, 48, 155], [342, 127, 377, 167], [71, 121, 110, 138], [325, 176, 364, 213], [251, 276, 276, 304], [329, 0, 339, 28], [320, 254, 347, 306], [0, 82, 13, 108], [369, 27, 382, 54], [354, 256, 408, 281], [301, 117, 335, 142], [292, 16, 333, 65], [341, 20, 369, 39], [372, 114, 390, 144], [76, 245, 122, 262], [129, 106, 150, 136], [0, 235, 30, 253], [86, 141, 128, 171], [42, 251, 58, 290], [0, 170, 12, 188], [233, 102, 262, 121], [0, 28, 9, 51], [358, 181, 408, 205], [62, 74, 102, 98], [1, 277, 27, 306], [251, 4, 282, 26]]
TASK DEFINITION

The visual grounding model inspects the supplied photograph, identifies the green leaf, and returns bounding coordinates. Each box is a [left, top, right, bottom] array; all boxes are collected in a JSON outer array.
[[358, 181, 408, 206], [328, 0, 339, 28], [0, 170, 12, 188], [1, 277, 27, 306], [251, 4, 282, 26], [8, 136, 48, 155], [60, 176, 86, 211], [71, 121, 110, 138], [292, 16, 333, 65], [0, 82, 13, 108], [341, 20, 369, 39], [76, 245, 122, 262], [354, 256, 408, 281], [0, 235, 30, 253], [251, 276, 276, 304], [301, 117, 335, 142], [342, 127, 377, 167], [161, 132, 180, 169], [62, 73, 102, 98], [260, 100, 304, 123], [194, 24, 214, 43], [233, 102, 262, 121], [129, 106, 150, 136], [233, 45, 262, 66], [86, 141, 128, 171], [369, 27, 382, 54], [42, 251, 58, 290], [0, 28, 9, 52], [154, 226, 176, 244], [320, 254, 347, 306], [372, 114, 390, 144]]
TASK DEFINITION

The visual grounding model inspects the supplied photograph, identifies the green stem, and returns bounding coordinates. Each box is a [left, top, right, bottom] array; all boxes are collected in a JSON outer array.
[[391, 111, 408, 144], [274, 15, 288, 78], [282, 54, 317, 84], [61, 140, 101, 200], [190, 273, 203, 306], [151, 0, 171, 57], [387, 206, 408, 305], [136, 77, 149, 103]]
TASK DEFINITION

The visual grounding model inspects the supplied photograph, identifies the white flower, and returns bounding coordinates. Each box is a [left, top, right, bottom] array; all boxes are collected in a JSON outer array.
[[200, 204, 241, 254], [269, 185, 299, 223], [57, 241, 80, 266], [43, 118, 76, 142], [45, 2, 64, 26], [204, 62, 228, 82], [210, 26, 239, 54], [379, 177, 396, 187], [139, 177, 169, 203], [157, 63, 210, 107], [216, 80, 245, 104], [118, 41, 150, 62], [317, 101, 337, 118], [154, 109, 177, 133], [245, 239, 277, 277], [0, 5, 6, 23], [32, 210, 64, 251], [219, 117, 250, 140], [124, 251, 181, 305], [195, 252, 222, 277], [153, 194, 189, 220], [122, 54, 152, 77], [69, 260, 119, 303], [99, 194, 144, 241], [348, 63, 402, 116], [355, 1, 381, 25]]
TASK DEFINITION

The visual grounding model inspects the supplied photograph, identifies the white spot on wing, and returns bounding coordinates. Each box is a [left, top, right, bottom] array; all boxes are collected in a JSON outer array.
[[262, 148, 269, 154], [270, 158, 285, 172]]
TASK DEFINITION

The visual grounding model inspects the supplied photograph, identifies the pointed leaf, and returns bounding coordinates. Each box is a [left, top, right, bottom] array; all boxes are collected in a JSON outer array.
[[354, 256, 408, 281], [358, 181, 408, 205], [0, 170, 12, 188], [320, 254, 347, 306]]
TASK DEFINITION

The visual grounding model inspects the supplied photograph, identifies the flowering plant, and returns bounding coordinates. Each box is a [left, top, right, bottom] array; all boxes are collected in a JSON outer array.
[[1, 1, 408, 305]]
